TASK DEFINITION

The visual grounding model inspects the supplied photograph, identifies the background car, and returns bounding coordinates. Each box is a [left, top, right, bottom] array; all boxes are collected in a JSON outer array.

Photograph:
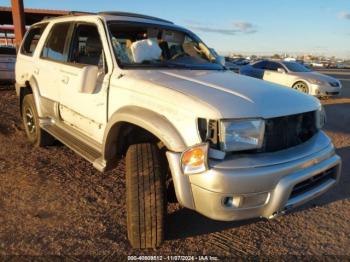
[[225, 57, 250, 73], [310, 62, 324, 68], [0, 46, 16, 85], [240, 60, 342, 96], [227, 57, 250, 66], [336, 63, 346, 69], [225, 60, 241, 73]]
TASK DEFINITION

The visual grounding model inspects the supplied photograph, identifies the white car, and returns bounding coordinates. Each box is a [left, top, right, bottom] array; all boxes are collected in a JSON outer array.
[[0, 46, 16, 85], [240, 60, 342, 96], [15, 12, 341, 249]]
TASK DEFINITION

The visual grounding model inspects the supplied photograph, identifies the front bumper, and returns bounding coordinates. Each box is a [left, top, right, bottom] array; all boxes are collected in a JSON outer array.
[[166, 131, 341, 221], [310, 83, 342, 96]]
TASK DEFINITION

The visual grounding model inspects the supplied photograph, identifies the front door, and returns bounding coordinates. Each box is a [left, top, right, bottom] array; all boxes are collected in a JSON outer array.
[[263, 61, 289, 86], [57, 21, 111, 143]]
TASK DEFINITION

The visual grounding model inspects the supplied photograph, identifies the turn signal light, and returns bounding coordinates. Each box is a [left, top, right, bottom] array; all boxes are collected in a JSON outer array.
[[181, 143, 208, 175]]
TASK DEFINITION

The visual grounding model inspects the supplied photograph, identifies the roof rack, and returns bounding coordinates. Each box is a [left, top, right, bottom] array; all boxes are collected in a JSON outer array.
[[68, 11, 95, 15], [98, 11, 173, 24], [41, 11, 95, 21]]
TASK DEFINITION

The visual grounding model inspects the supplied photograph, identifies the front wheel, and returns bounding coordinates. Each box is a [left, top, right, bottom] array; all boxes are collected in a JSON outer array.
[[292, 81, 309, 94], [126, 143, 166, 249]]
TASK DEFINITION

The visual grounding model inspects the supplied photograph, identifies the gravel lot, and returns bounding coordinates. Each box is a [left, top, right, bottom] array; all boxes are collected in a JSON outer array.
[[0, 70, 349, 259]]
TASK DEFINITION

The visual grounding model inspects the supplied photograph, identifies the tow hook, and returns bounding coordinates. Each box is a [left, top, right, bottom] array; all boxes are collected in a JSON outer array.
[[268, 210, 286, 219], [268, 204, 293, 219]]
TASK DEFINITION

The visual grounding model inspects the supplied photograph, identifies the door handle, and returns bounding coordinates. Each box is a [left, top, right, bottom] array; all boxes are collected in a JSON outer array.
[[34, 68, 39, 75], [61, 76, 69, 85]]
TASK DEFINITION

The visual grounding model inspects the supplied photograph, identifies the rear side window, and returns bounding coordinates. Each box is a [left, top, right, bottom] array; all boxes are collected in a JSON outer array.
[[21, 23, 48, 56], [41, 22, 71, 63], [253, 61, 267, 69], [266, 62, 283, 71]]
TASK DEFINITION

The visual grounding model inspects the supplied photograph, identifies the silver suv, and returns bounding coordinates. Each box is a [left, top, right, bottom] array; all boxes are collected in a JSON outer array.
[[15, 12, 342, 249]]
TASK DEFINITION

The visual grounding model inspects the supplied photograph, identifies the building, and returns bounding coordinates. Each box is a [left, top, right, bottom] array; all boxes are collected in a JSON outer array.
[[0, 3, 76, 48]]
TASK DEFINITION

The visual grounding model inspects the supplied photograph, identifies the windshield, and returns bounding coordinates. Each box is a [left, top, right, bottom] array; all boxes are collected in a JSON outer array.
[[283, 62, 311, 72], [108, 22, 224, 70]]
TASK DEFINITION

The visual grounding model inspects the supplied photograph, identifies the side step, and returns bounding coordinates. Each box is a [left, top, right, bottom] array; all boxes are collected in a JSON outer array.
[[43, 123, 106, 172]]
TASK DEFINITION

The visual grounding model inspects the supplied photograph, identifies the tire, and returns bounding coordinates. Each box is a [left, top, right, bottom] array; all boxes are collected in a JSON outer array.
[[126, 143, 166, 249], [21, 94, 55, 147], [292, 81, 309, 94]]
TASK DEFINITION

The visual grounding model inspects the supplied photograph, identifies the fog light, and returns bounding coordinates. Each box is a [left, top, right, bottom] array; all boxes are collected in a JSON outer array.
[[240, 192, 270, 208], [223, 192, 269, 208], [223, 196, 242, 208]]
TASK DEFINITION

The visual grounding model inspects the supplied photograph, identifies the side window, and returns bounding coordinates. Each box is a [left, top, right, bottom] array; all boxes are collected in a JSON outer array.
[[68, 23, 103, 67], [266, 62, 283, 71], [20, 23, 48, 56], [253, 61, 267, 69], [41, 22, 71, 63], [182, 35, 202, 59]]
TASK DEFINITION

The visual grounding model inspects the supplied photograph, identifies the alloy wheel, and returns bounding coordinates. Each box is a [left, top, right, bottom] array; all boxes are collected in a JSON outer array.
[[293, 82, 309, 94], [25, 107, 36, 134]]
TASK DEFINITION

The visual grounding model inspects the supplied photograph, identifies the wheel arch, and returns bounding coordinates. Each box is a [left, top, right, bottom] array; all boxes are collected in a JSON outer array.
[[19, 76, 43, 117], [292, 79, 309, 87], [102, 106, 187, 163]]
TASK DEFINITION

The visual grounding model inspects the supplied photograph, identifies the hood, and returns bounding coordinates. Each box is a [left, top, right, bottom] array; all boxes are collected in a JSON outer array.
[[291, 71, 339, 83], [129, 70, 321, 119]]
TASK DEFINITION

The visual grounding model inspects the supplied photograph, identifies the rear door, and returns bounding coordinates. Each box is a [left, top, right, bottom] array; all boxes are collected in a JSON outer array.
[[16, 23, 48, 88], [36, 22, 73, 101], [56, 19, 112, 142]]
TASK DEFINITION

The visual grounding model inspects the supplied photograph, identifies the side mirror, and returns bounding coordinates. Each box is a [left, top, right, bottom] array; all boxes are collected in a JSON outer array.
[[77, 65, 99, 93], [208, 47, 226, 66], [216, 55, 226, 67], [277, 68, 286, 74]]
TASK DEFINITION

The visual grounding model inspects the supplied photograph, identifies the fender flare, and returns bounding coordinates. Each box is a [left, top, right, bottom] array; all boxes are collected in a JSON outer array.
[[19, 76, 44, 117], [102, 106, 187, 161]]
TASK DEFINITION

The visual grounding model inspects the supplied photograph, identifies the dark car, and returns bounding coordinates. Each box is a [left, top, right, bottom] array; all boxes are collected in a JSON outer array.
[[0, 46, 16, 85]]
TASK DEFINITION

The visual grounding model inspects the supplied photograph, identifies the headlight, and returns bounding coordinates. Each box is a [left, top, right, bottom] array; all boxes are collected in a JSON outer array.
[[316, 106, 326, 129], [219, 119, 265, 152], [308, 79, 326, 85], [181, 143, 208, 175]]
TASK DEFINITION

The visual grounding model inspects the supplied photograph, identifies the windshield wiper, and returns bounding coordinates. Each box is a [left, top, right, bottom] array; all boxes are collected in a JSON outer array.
[[164, 62, 192, 69]]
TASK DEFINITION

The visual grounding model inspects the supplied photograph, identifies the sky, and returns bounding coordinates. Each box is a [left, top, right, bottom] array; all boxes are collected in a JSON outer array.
[[1, 0, 350, 58]]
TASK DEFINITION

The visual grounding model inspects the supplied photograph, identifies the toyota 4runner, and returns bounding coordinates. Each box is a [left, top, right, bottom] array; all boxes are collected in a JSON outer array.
[[15, 12, 342, 249]]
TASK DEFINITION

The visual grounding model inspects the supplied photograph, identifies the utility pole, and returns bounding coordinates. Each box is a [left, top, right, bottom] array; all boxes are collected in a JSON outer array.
[[11, 0, 25, 50]]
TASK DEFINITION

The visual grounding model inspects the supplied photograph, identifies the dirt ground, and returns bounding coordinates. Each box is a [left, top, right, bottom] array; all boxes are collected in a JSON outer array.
[[0, 72, 349, 259]]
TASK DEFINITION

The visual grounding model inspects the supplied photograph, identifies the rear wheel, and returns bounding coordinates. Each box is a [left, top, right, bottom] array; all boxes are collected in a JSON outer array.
[[292, 81, 309, 94], [21, 94, 55, 147], [126, 143, 166, 249]]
